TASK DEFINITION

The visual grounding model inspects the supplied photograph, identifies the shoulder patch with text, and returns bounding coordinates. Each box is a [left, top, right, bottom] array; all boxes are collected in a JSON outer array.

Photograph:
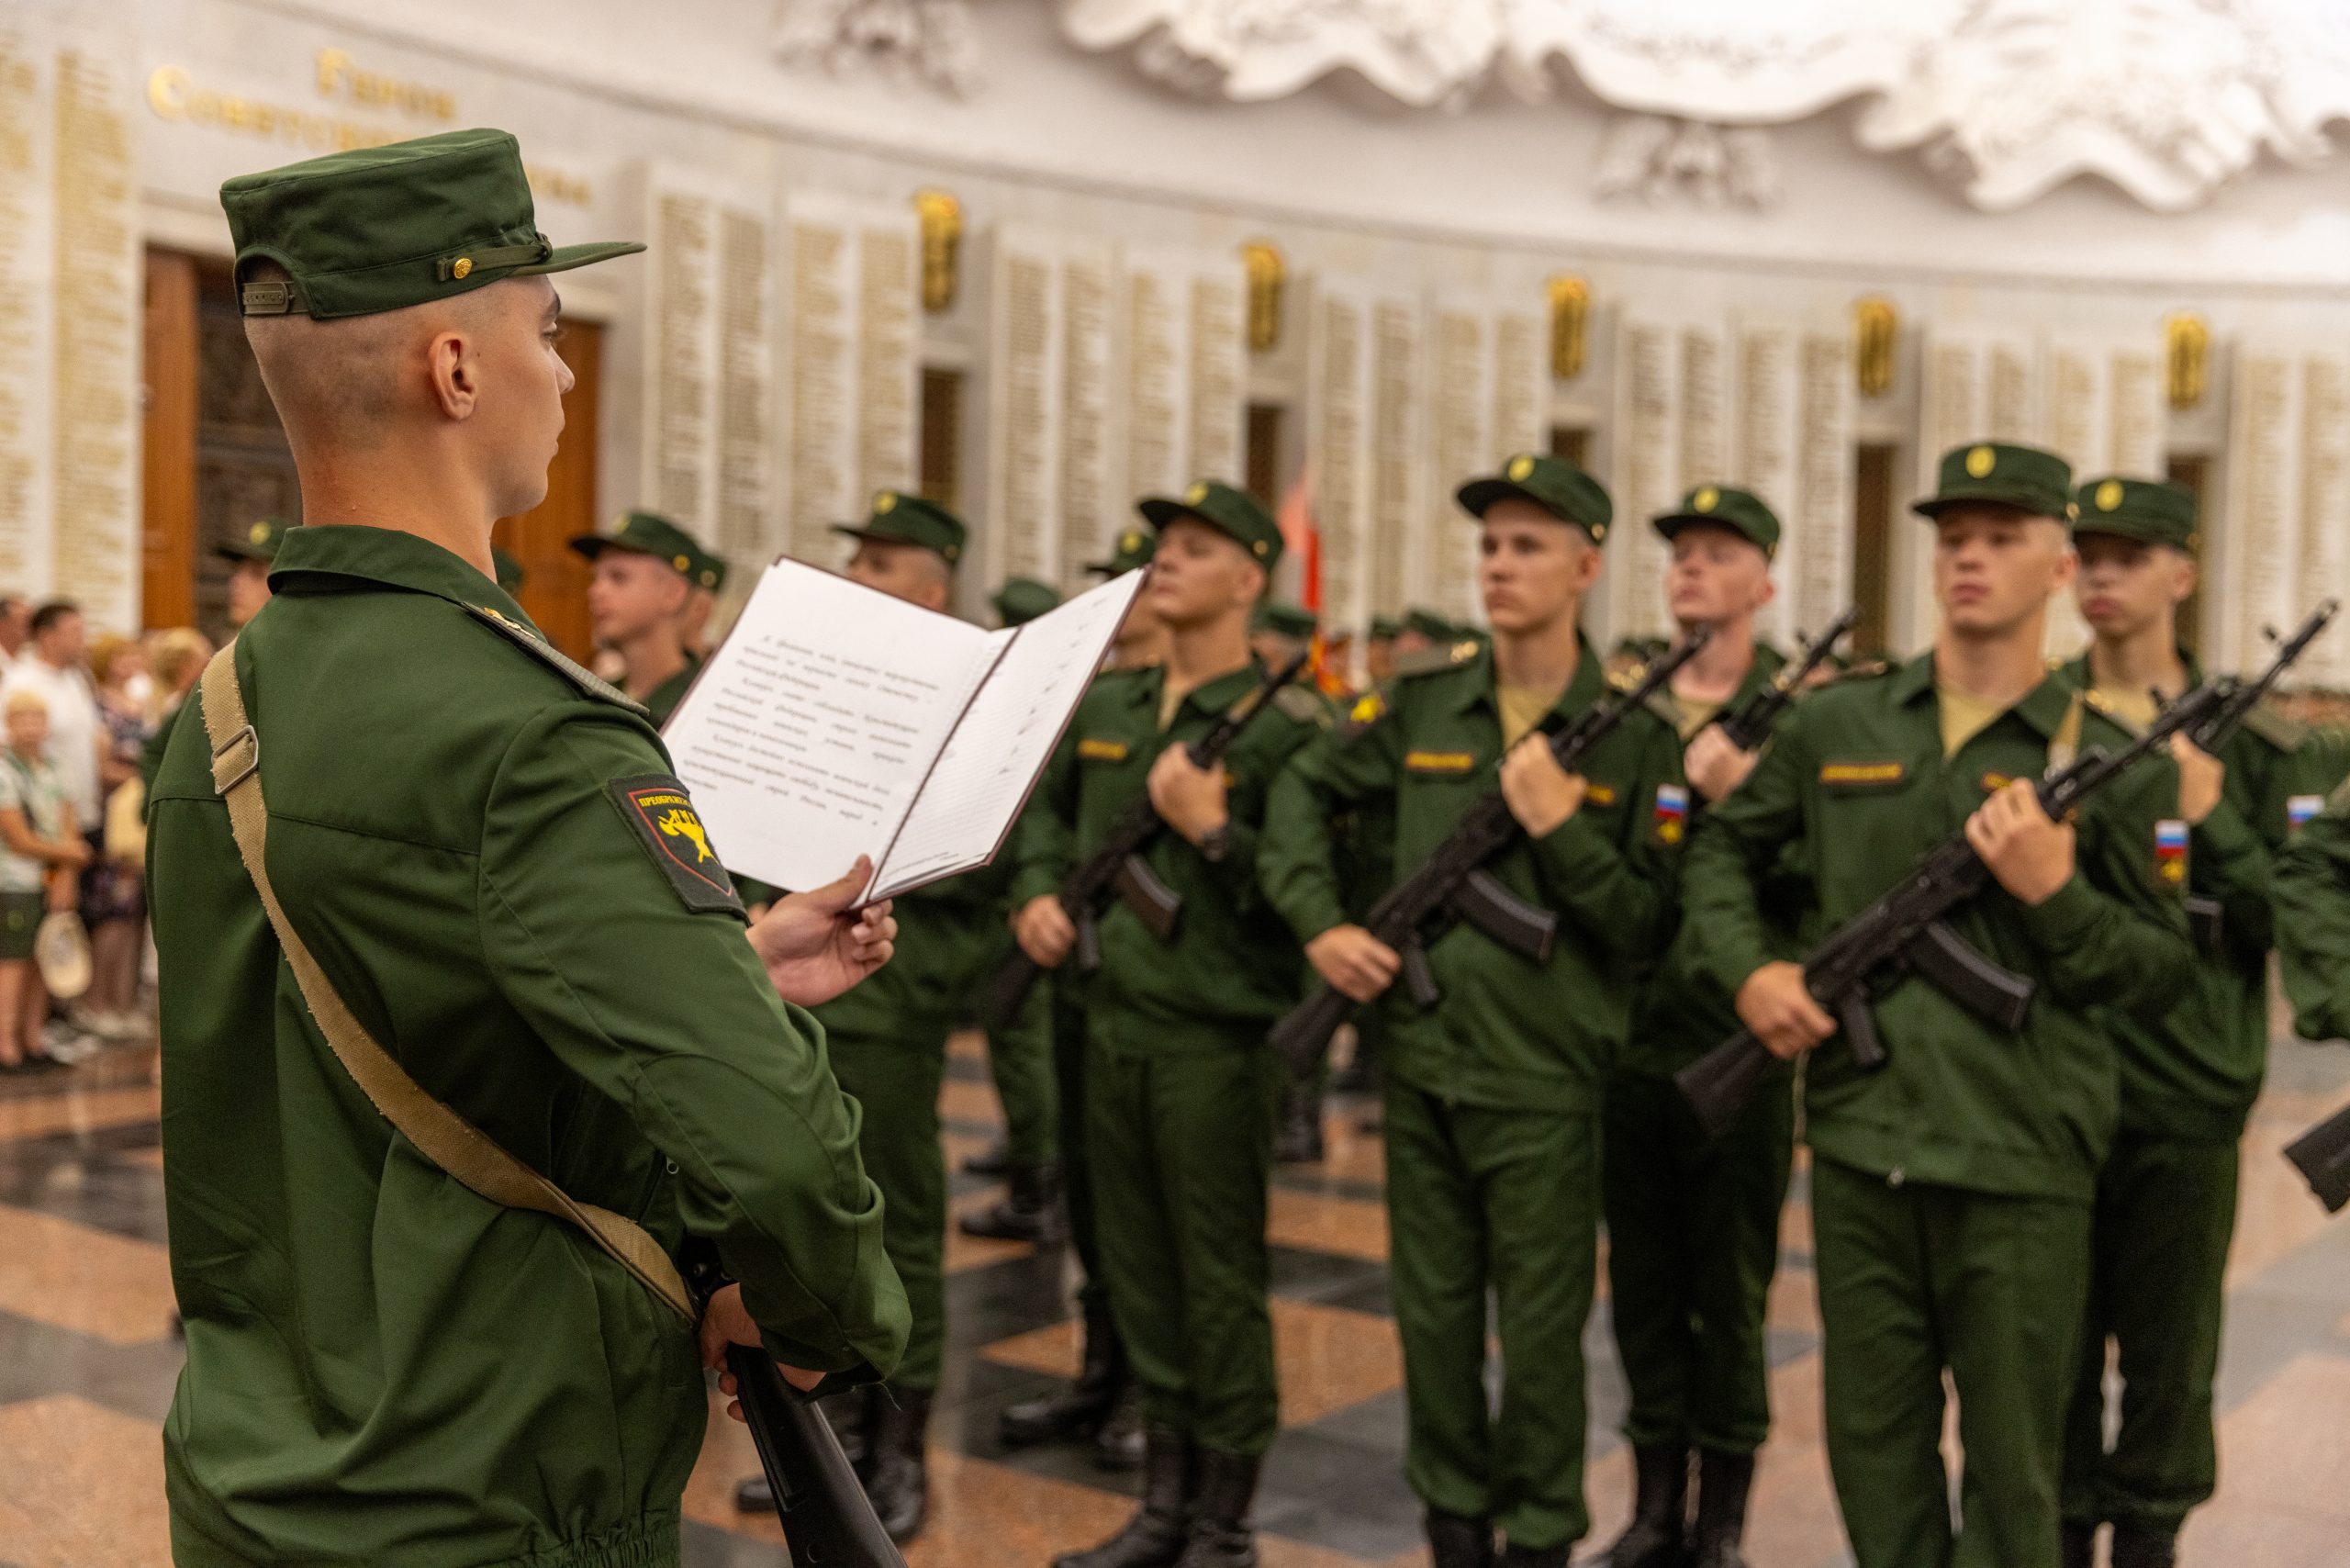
[[1819, 761, 1906, 788], [2154, 818, 2190, 890], [610, 774, 744, 917], [1651, 783, 1689, 844], [1078, 737, 1130, 763]]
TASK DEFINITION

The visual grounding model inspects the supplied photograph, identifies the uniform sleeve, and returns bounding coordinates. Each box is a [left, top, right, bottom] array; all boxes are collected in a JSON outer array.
[[1188, 714, 1316, 913], [1009, 721, 1080, 909], [2188, 739, 2290, 964], [1527, 714, 1681, 961], [1681, 709, 1812, 999], [2276, 806, 2350, 1042], [1261, 710, 1401, 945], [477, 702, 911, 1379], [2015, 762, 2195, 1015]]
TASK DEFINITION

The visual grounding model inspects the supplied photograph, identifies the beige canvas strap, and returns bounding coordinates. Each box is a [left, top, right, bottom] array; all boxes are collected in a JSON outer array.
[[197, 645, 696, 1323]]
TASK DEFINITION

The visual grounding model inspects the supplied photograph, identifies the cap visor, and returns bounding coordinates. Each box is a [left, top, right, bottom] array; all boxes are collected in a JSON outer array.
[[1911, 487, 2059, 521], [567, 535, 648, 562], [1454, 478, 1526, 518], [213, 543, 269, 565], [1136, 498, 1196, 532], [515, 240, 647, 277]]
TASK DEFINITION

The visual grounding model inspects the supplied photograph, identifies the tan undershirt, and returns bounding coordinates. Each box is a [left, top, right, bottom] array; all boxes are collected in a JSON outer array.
[[2091, 683, 2162, 734], [1935, 682, 2007, 758], [1497, 684, 1562, 749], [1671, 693, 1725, 742], [1158, 683, 1188, 732]]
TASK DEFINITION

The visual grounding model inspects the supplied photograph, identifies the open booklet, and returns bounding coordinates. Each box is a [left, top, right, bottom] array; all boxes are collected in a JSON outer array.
[[663, 557, 1147, 903]]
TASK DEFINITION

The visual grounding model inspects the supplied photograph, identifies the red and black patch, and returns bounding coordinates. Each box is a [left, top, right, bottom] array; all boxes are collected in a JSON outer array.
[[610, 774, 744, 917]]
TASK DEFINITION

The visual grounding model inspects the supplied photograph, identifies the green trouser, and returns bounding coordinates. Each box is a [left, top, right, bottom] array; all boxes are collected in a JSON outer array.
[[1384, 1082, 1600, 1551], [1087, 1011, 1281, 1457], [1601, 1066, 1794, 1456], [1055, 983, 1107, 1312], [984, 958, 1060, 1166], [2061, 1129, 2239, 1533], [1811, 1157, 2092, 1568], [828, 1025, 950, 1393]]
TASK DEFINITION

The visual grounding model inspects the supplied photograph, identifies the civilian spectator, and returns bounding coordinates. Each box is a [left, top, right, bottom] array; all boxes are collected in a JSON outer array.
[[0, 690, 89, 1070]]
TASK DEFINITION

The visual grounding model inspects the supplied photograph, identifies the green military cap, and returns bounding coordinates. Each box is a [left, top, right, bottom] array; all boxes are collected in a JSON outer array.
[[2070, 475, 2198, 551], [216, 517, 297, 565], [1403, 608, 1457, 642], [220, 129, 643, 320], [1087, 525, 1158, 577], [1252, 600, 1318, 640], [1138, 480, 1284, 569], [1369, 614, 1402, 642], [492, 546, 527, 594], [1652, 484, 1782, 556], [834, 489, 967, 566], [567, 510, 726, 590], [991, 577, 1061, 627], [1913, 442, 2076, 521], [1457, 453, 1613, 543]]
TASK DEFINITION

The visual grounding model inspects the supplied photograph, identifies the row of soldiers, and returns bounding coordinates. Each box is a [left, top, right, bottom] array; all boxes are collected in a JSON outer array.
[[555, 436, 2350, 1568]]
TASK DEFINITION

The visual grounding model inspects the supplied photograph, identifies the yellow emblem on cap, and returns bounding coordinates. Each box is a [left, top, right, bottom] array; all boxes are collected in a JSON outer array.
[[1187, 481, 1210, 505], [1593, 521, 1607, 542], [700, 569, 717, 587], [2066, 501, 2080, 520], [248, 521, 270, 544], [2096, 479, 2123, 511], [875, 491, 898, 514], [1507, 454, 1536, 482], [1693, 487, 1719, 513], [1253, 540, 1269, 556], [1965, 445, 1996, 478], [1121, 530, 1143, 552], [673, 554, 690, 572], [452, 257, 473, 280]]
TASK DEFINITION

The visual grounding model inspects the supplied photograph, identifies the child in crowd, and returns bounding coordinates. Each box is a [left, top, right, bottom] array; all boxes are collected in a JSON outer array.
[[0, 689, 89, 1070]]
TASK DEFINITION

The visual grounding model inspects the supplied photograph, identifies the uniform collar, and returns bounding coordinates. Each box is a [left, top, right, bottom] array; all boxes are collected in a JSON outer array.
[[268, 523, 538, 633], [1137, 655, 1265, 722], [2059, 647, 2205, 695], [1450, 633, 1605, 719], [1892, 648, 2079, 739]]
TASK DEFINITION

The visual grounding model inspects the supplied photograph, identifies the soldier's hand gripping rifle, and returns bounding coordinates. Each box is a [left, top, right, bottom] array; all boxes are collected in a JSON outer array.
[[1268, 630, 1711, 1076], [1674, 679, 2232, 1139], [979, 650, 1313, 1028], [1711, 606, 1859, 753], [682, 1244, 909, 1568]]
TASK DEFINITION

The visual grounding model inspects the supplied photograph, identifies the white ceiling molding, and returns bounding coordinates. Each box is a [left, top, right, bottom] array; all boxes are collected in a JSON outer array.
[[1062, 0, 2350, 212], [772, 0, 982, 97]]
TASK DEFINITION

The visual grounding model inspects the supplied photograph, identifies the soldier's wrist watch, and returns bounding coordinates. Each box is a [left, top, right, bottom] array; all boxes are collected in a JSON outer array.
[[1197, 823, 1235, 863]]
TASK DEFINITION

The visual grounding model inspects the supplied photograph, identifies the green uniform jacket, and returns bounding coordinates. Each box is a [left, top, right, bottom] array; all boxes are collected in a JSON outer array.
[[140, 698, 183, 795], [1682, 654, 2195, 1202], [1260, 637, 1684, 1111], [2277, 783, 2350, 1043], [2062, 655, 2324, 1138], [1011, 659, 1323, 1046], [150, 527, 908, 1568], [1625, 644, 1796, 1075]]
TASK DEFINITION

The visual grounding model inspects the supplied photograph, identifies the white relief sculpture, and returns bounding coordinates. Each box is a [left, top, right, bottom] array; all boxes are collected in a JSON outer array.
[[773, 0, 981, 96], [1061, 0, 2350, 212], [1595, 115, 1783, 209]]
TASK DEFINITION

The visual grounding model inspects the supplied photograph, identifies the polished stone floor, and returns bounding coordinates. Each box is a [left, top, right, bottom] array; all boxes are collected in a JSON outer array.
[[3, 1024, 2348, 1568]]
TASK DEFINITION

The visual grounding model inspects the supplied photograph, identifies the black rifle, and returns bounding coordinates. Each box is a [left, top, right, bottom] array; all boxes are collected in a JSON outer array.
[[682, 1244, 909, 1568], [1268, 630, 1711, 1075], [979, 650, 1313, 1029], [1713, 606, 1859, 753], [2286, 1105, 2350, 1213], [1674, 680, 2232, 1139]]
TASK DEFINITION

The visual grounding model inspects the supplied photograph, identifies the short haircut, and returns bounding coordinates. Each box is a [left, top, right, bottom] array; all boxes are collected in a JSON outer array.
[[148, 628, 210, 691], [29, 599, 78, 637], [4, 689, 47, 718]]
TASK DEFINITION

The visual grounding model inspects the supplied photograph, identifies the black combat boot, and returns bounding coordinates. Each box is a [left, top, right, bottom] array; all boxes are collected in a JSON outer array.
[[958, 1162, 1069, 1243], [1497, 1542, 1570, 1568], [1273, 1081, 1325, 1164], [2060, 1522, 2098, 1568], [1054, 1424, 1196, 1568], [1001, 1300, 1123, 1447], [1173, 1449, 1260, 1568], [1687, 1449, 1754, 1568], [1096, 1377, 1147, 1470], [736, 1384, 876, 1513], [863, 1389, 933, 1543], [1424, 1510, 1495, 1568], [1591, 1444, 1689, 1568], [2109, 1524, 2177, 1568], [963, 1137, 1014, 1177]]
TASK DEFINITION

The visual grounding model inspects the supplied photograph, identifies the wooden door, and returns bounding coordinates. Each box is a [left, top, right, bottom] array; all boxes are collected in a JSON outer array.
[[496, 318, 602, 662], [140, 249, 200, 631]]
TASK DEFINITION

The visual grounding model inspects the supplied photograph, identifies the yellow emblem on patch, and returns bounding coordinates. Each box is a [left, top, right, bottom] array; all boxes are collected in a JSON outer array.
[[875, 490, 898, 514], [1187, 481, 1210, 504], [1507, 454, 1536, 482], [452, 256, 473, 280], [1820, 761, 1906, 787], [1656, 818, 1684, 845], [657, 806, 714, 862], [2096, 479, 2123, 511], [1965, 445, 1996, 478], [1350, 692, 1383, 723], [1078, 738, 1129, 763], [1693, 487, 1719, 513], [1404, 750, 1477, 774], [248, 521, 270, 544]]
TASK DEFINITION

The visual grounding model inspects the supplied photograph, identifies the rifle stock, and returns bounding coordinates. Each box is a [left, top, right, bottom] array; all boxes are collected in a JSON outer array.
[[2285, 1103, 2350, 1214]]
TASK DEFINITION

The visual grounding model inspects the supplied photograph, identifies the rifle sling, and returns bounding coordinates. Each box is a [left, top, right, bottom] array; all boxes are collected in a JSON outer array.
[[197, 644, 697, 1324]]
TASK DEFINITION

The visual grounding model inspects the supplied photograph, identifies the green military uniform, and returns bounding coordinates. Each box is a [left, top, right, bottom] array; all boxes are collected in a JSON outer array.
[[1681, 443, 2196, 1568], [152, 128, 906, 1568], [1263, 454, 1684, 1555], [1013, 483, 1320, 1473], [567, 510, 723, 726], [2056, 477, 2332, 1547], [145, 518, 300, 794], [1603, 486, 1799, 1546], [493, 544, 527, 595], [2276, 781, 2350, 1042]]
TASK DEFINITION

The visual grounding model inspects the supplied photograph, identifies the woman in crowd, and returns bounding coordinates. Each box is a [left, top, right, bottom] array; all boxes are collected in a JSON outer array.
[[0, 689, 89, 1070], [79, 634, 153, 1039]]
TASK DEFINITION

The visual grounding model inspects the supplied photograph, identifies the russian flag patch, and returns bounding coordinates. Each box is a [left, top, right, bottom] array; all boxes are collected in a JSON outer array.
[[2289, 794, 2324, 833], [1653, 782, 1691, 845], [2154, 818, 2189, 887]]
